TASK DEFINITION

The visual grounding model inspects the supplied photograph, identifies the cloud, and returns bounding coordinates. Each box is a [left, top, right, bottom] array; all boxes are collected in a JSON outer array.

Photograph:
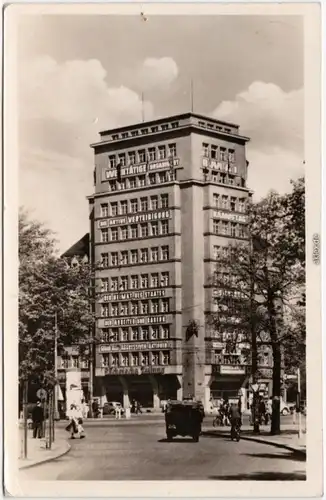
[[212, 81, 303, 155], [136, 57, 179, 91], [212, 81, 304, 198]]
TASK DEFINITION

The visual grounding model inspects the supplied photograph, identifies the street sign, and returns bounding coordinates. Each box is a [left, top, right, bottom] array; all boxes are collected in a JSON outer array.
[[36, 388, 47, 400]]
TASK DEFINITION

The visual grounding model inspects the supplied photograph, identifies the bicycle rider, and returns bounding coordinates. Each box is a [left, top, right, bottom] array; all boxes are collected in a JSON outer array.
[[228, 401, 242, 435]]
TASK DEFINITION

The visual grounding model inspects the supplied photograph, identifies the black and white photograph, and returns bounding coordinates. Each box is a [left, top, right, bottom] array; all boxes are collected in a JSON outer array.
[[3, 3, 323, 497]]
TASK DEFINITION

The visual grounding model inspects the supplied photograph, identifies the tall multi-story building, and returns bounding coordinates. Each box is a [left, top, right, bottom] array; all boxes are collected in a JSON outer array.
[[89, 112, 272, 412]]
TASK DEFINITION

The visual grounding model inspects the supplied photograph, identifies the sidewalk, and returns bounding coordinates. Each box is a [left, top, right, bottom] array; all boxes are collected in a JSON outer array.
[[203, 422, 306, 456], [18, 427, 71, 470]]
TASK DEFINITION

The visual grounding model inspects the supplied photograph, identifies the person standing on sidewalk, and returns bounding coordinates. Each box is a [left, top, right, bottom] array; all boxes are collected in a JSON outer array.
[[32, 401, 44, 439]]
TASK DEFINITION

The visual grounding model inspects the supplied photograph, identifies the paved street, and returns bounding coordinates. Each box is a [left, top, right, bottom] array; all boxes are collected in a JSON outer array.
[[20, 418, 306, 481]]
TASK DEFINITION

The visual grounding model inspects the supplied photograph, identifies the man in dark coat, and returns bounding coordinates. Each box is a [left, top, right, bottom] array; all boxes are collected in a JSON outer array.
[[32, 401, 44, 438]]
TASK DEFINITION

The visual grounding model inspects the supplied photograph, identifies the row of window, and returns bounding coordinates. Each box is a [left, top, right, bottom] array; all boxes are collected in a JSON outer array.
[[101, 272, 169, 292], [100, 194, 169, 217], [213, 220, 247, 238], [100, 220, 170, 242], [102, 351, 171, 368], [100, 246, 170, 267], [109, 144, 177, 168], [110, 124, 179, 142], [202, 143, 235, 162], [198, 120, 233, 134], [213, 194, 246, 213], [101, 325, 169, 342], [107, 170, 175, 191], [203, 170, 245, 187], [101, 298, 170, 317], [59, 356, 89, 369]]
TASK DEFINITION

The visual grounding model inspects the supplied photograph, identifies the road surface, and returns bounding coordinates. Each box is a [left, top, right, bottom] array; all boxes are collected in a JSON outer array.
[[20, 418, 306, 481]]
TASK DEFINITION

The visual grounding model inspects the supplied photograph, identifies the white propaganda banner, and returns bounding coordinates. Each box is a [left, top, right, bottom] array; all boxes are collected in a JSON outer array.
[[66, 370, 84, 416]]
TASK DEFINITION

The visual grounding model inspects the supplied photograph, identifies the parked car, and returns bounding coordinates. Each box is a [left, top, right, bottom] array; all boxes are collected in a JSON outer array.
[[102, 402, 125, 416]]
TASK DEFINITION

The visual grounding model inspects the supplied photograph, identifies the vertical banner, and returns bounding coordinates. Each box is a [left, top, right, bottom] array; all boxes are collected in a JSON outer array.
[[66, 370, 83, 417]]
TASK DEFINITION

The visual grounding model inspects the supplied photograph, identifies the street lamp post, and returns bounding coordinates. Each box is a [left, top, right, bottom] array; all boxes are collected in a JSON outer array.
[[250, 382, 261, 434], [54, 311, 60, 421]]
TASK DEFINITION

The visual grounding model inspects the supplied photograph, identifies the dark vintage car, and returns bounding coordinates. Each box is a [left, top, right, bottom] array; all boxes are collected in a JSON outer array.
[[164, 400, 205, 442]]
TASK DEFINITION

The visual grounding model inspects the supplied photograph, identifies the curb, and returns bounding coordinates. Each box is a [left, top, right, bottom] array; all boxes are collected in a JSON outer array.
[[19, 440, 71, 470], [203, 431, 306, 457]]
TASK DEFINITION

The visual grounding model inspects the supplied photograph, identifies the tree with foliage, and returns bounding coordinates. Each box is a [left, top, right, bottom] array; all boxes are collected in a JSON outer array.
[[19, 209, 95, 389], [210, 178, 305, 435]]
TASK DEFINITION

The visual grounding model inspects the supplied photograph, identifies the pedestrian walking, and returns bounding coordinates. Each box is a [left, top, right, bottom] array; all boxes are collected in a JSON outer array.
[[32, 401, 44, 439], [259, 397, 266, 425], [115, 405, 122, 419], [66, 404, 79, 439]]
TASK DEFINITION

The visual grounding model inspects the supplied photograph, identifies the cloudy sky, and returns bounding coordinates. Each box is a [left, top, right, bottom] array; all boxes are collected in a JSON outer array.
[[18, 14, 304, 253]]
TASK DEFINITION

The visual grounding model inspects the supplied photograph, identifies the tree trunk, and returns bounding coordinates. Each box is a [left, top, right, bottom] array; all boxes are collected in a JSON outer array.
[[23, 379, 28, 459], [271, 342, 281, 435]]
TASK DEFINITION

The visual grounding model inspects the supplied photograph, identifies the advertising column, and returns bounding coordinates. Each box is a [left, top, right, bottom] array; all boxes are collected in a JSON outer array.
[[66, 370, 84, 417]]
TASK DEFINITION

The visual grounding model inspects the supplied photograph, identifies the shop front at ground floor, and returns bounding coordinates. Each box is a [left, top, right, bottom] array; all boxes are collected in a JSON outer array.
[[94, 373, 182, 410]]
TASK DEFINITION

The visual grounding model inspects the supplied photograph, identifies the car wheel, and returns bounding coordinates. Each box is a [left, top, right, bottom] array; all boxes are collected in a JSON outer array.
[[281, 408, 289, 416]]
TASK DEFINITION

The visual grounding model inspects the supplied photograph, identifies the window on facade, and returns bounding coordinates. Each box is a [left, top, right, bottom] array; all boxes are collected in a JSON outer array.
[[152, 352, 159, 365], [171, 121, 179, 128], [162, 124, 169, 131], [118, 153, 126, 166], [238, 225, 246, 238], [131, 327, 139, 340], [202, 143, 209, 157], [130, 199, 138, 212], [160, 220, 169, 235], [158, 145, 166, 160], [141, 352, 149, 366], [121, 328, 129, 342], [111, 277, 118, 291], [108, 202, 117, 216], [211, 171, 218, 182], [121, 353, 129, 366], [101, 228, 109, 242], [230, 197, 237, 212], [222, 222, 229, 236], [151, 126, 159, 133], [150, 196, 158, 210], [111, 303, 119, 316], [231, 223, 237, 237], [168, 143, 177, 157], [101, 304, 109, 317], [151, 222, 159, 236], [151, 273, 159, 288], [151, 326, 159, 340], [222, 196, 229, 210], [112, 134, 119, 140], [101, 278, 109, 292], [120, 251, 128, 265], [130, 225, 138, 239], [160, 194, 169, 208], [110, 328, 119, 342], [140, 223, 148, 238], [128, 151, 136, 165], [161, 246, 169, 260], [151, 247, 159, 261], [131, 353, 139, 366], [213, 245, 220, 259], [109, 181, 117, 191], [161, 272, 169, 287], [199, 121, 206, 127], [120, 302, 128, 316], [162, 351, 170, 365], [140, 249, 148, 263], [141, 326, 149, 341], [141, 128, 148, 135], [220, 148, 227, 161], [120, 226, 128, 240], [161, 325, 169, 339], [211, 145, 218, 159], [109, 155, 116, 168], [149, 174, 156, 185], [101, 253, 109, 267], [130, 249, 138, 264], [131, 130, 139, 137], [148, 147, 156, 161], [214, 350, 221, 364], [120, 200, 128, 214], [213, 194, 219, 207], [119, 179, 126, 190], [228, 149, 235, 162], [138, 149, 146, 163], [120, 276, 128, 291], [239, 198, 246, 213], [130, 301, 138, 315], [141, 274, 148, 288], [102, 355, 110, 367], [111, 252, 118, 267], [151, 300, 159, 314], [140, 197, 148, 212], [213, 220, 220, 235], [111, 353, 119, 367], [138, 175, 146, 187], [161, 299, 169, 313], [110, 228, 118, 241], [101, 203, 109, 217], [158, 172, 166, 183], [140, 301, 148, 315], [129, 177, 137, 189]]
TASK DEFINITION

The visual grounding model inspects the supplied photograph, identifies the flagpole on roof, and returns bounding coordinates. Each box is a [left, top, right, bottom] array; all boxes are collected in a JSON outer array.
[[191, 79, 194, 113], [141, 92, 145, 123]]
